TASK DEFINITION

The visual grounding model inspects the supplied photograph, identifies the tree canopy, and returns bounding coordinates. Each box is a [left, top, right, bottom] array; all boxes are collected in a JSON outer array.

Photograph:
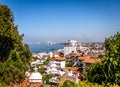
[[0, 5, 31, 86], [86, 32, 120, 85]]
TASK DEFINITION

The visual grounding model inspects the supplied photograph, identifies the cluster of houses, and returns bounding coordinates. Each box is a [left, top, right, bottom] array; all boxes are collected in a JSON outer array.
[[20, 40, 104, 87]]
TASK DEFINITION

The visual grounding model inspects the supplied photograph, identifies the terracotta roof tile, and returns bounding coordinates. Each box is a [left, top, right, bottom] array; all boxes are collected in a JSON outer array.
[[53, 57, 66, 61], [64, 67, 79, 71], [82, 58, 101, 63]]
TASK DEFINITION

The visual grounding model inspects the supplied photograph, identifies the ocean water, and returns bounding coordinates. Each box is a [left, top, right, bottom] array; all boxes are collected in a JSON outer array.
[[28, 44, 64, 53]]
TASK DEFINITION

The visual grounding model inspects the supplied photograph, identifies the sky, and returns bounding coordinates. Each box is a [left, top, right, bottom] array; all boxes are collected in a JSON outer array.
[[0, 0, 120, 42]]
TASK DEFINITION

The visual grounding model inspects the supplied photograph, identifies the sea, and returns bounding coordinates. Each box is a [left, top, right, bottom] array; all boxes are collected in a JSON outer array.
[[28, 44, 64, 53]]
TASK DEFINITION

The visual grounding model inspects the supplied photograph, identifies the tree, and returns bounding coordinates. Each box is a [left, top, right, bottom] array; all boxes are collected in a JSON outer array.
[[0, 5, 31, 85], [0, 5, 24, 61], [86, 32, 120, 84]]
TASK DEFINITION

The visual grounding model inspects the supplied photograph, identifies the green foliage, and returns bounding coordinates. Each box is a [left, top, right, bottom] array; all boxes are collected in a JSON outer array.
[[61, 80, 76, 87], [77, 63, 83, 67], [43, 74, 53, 84], [59, 81, 119, 87], [38, 68, 45, 75], [0, 5, 18, 61], [0, 83, 11, 87], [0, 5, 31, 86], [40, 84, 44, 87], [86, 32, 120, 85], [65, 62, 74, 67], [43, 57, 51, 65]]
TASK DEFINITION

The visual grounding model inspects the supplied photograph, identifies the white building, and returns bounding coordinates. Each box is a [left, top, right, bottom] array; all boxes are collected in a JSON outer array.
[[48, 51, 53, 58], [31, 59, 46, 67], [49, 57, 66, 68], [46, 57, 66, 75], [46, 63, 58, 74], [64, 40, 78, 56], [29, 67, 42, 82]]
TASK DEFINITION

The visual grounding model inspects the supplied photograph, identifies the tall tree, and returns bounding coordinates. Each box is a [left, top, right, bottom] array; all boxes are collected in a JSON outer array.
[[0, 5, 31, 85], [86, 32, 120, 84]]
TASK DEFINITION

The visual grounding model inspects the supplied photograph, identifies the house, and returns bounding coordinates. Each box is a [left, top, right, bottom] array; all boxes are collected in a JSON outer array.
[[64, 40, 78, 56], [48, 51, 53, 58], [82, 56, 101, 66], [78, 55, 101, 72], [38, 52, 50, 59], [32, 53, 41, 58], [53, 57, 66, 68], [31, 52, 50, 66], [31, 59, 43, 67], [46, 57, 66, 75], [63, 67, 80, 83], [48, 57, 66, 69], [46, 63, 58, 74]]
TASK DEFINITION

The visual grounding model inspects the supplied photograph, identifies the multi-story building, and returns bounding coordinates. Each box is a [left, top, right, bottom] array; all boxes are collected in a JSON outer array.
[[64, 40, 78, 56]]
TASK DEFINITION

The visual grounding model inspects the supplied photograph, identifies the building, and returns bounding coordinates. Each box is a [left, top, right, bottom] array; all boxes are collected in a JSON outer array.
[[63, 67, 80, 83], [46, 57, 66, 75], [52, 57, 66, 68], [64, 40, 78, 56], [29, 67, 42, 87]]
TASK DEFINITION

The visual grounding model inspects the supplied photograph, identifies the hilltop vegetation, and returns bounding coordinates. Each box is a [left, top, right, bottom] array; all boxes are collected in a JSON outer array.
[[0, 5, 31, 86], [86, 32, 120, 85]]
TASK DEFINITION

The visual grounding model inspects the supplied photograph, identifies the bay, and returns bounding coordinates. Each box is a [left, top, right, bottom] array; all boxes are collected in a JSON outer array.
[[28, 44, 64, 53]]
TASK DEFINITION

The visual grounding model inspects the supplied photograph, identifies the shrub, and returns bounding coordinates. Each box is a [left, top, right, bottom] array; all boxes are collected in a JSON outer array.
[[65, 62, 74, 67], [38, 68, 45, 75], [59, 81, 120, 87], [43, 74, 53, 84]]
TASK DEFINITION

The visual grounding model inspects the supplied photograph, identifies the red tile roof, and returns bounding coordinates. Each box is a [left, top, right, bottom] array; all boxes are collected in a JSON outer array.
[[64, 67, 79, 71], [82, 57, 101, 64], [53, 57, 66, 61]]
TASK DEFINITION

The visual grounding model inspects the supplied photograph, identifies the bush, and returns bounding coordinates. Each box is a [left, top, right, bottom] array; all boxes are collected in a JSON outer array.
[[77, 63, 83, 67], [59, 81, 119, 87], [65, 62, 74, 67], [38, 68, 45, 75], [61, 80, 76, 87], [0, 83, 11, 87], [43, 74, 53, 84]]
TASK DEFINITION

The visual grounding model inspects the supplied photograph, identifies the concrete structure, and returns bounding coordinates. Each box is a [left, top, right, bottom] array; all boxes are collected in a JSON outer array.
[[64, 40, 78, 56], [63, 67, 80, 83], [47, 63, 58, 74], [46, 57, 66, 75], [49, 57, 66, 68], [29, 67, 42, 82]]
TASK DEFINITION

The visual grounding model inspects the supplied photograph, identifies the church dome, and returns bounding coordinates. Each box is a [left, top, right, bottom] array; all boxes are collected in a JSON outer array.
[[29, 68, 42, 82], [30, 72, 42, 79]]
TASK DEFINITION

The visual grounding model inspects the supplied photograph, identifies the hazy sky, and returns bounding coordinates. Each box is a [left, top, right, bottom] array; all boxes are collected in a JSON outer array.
[[1, 0, 120, 42]]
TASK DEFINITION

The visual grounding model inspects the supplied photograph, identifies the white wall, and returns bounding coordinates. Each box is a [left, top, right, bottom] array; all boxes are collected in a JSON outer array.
[[49, 60, 65, 68], [64, 46, 77, 56], [60, 61, 65, 68]]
